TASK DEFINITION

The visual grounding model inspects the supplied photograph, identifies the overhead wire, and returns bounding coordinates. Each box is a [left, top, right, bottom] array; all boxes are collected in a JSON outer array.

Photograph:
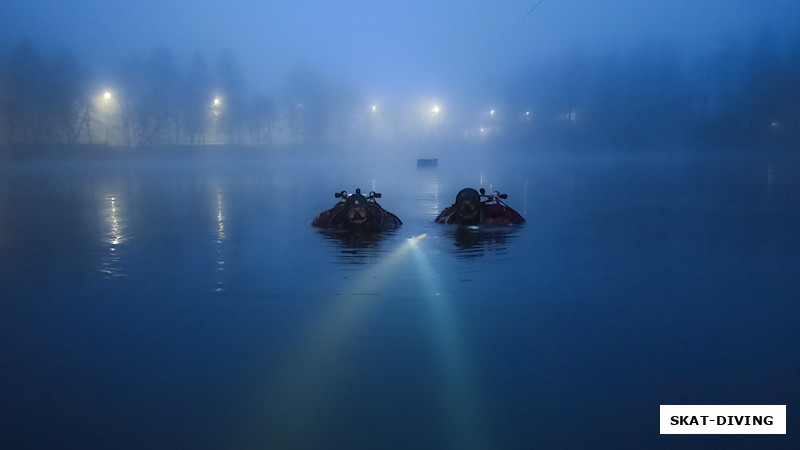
[[479, 0, 546, 64]]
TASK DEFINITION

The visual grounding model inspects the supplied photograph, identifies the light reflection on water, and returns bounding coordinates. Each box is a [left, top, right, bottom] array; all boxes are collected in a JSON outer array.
[[99, 193, 128, 277], [215, 189, 226, 292]]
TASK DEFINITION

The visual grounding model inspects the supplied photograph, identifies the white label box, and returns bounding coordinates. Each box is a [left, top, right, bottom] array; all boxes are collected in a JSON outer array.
[[660, 405, 786, 434]]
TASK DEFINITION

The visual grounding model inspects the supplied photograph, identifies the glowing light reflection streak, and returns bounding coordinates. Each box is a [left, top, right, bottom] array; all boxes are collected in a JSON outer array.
[[108, 196, 122, 245], [431, 181, 440, 217], [215, 190, 226, 292], [100, 194, 127, 277]]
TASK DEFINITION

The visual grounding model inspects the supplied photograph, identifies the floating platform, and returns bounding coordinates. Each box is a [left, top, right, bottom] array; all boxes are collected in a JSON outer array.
[[416, 158, 438, 168]]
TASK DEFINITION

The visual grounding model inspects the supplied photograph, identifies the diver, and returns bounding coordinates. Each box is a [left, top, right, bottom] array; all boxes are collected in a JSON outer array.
[[312, 188, 402, 232], [434, 187, 525, 226]]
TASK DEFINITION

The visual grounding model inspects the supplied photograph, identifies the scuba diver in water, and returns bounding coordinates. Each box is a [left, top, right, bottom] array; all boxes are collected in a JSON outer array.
[[312, 188, 402, 232], [435, 187, 525, 226]]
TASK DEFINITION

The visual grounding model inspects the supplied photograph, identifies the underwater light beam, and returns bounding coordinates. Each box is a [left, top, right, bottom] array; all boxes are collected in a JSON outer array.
[[241, 235, 425, 447], [408, 239, 492, 448]]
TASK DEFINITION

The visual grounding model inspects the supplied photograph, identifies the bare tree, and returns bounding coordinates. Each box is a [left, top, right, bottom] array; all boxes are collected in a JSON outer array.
[[48, 47, 91, 143], [183, 53, 211, 145], [284, 63, 331, 144], [215, 50, 246, 144], [3, 41, 47, 144], [246, 94, 277, 146]]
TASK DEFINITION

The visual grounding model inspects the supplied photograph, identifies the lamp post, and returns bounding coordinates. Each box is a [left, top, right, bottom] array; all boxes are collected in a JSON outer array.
[[210, 97, 222, 144], [428, 104, 443, 139], [102, 91, 112, 144]]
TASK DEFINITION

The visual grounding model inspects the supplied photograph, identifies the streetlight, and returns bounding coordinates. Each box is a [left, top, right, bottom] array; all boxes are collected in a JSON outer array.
[[102, 91, 113, 143], [211, 96, 222, 120]]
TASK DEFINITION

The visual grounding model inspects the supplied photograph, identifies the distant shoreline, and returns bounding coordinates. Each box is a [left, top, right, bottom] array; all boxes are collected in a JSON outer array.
[[0, 136, 796, 163]]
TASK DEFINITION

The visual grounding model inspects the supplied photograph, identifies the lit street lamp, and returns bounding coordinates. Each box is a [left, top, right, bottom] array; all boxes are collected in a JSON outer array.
[[211, 97, 222, 120], [102, 91, 113, 143]]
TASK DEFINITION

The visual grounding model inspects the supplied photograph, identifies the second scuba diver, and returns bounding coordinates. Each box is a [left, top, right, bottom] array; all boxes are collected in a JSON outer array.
[[434, 187, 525, 226]]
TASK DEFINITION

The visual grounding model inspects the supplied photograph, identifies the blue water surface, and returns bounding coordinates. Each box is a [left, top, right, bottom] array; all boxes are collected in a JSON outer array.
[[1, 146, 798, 449]]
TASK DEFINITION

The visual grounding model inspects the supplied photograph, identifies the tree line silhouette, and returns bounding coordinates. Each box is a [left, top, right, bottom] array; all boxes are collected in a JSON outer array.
[[499, 33, 800, 148], [0, 41, 360, 148], [1, 35, 798, 150]]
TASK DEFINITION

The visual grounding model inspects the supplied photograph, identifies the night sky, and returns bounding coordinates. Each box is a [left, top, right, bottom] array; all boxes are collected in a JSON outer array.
[[2, 0, 799, 97]]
